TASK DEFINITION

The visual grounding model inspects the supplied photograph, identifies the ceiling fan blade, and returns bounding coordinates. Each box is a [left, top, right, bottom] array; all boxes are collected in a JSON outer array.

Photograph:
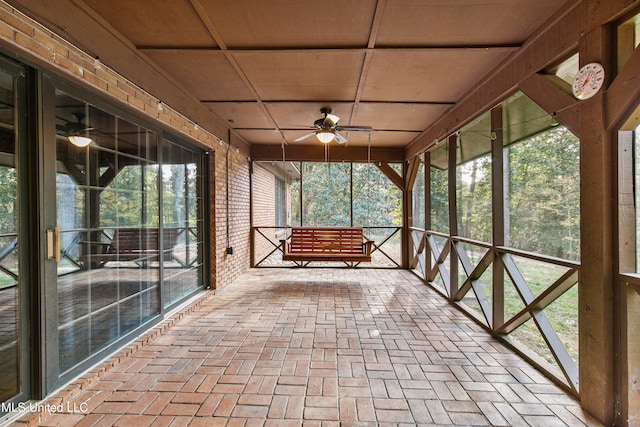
[[294, 131, 317, 142], [323, 113, 340, 127], [335, 125, 372, 132], [334, 132, 348, 144]]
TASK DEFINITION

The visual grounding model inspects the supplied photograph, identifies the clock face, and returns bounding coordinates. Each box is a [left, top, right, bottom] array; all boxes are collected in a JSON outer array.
[[572, 62, 605, 100]]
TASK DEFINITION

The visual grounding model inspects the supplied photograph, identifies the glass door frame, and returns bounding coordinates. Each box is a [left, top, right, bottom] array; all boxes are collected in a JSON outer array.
[[0, 56, 37, 410]]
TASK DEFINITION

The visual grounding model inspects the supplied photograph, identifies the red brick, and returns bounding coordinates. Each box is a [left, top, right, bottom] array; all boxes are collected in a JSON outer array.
[[113, 414, 156, 427]]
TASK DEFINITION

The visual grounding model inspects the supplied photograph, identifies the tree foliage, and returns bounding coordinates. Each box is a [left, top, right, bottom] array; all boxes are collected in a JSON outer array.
[[0, 167, 16, 235], [100, 164, 159, 227], [291, 162, 402, 227], [430, 164, 449, 233], [426, 126, 580, 261], [507, 127, 580, 260]]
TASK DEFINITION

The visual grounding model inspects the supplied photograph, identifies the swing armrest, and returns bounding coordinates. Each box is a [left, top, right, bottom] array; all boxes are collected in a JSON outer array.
[[363, 240, 374, 255]]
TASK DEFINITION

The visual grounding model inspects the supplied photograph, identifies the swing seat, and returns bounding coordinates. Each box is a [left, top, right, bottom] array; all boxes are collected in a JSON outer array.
[[281, 227, 374, 263]]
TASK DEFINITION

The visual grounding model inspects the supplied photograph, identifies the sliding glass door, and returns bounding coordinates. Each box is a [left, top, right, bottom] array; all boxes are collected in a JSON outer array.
[[44, 86, 162, 385], [0, 59, 29, 411], [41, 79, 208, 389]]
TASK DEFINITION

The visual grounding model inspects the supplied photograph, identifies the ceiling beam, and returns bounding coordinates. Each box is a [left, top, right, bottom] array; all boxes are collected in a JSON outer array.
[[138, 46, 521, 54], [251, 144, 404, 163]]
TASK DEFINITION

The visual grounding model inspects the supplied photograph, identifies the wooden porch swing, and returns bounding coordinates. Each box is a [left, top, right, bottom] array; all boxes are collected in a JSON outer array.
[[279, 140, 375, 265], [281, 226, 374, 263]]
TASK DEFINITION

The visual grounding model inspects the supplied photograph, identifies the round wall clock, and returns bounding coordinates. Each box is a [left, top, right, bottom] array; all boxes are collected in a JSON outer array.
[[572, 62, 605, 100]]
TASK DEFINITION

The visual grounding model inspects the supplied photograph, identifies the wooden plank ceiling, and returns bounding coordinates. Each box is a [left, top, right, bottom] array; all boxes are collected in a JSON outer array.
[[77, 0, 567, 149]]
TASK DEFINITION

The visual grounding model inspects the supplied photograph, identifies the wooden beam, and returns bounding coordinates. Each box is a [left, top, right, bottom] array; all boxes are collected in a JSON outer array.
[[518, 73, 583, 139], [491, 105, 505, 330], [404, 156, 421, 192], [447, 135, 458, 299], [250, 144, 405, 163], [625, 282, 640, 424], [409, 230, 425, 269], [402, 157, 421, 269], [502, 253, 578, 393], [605, 43, 640, 130], [376, 162, 404, 190], [424, 152, 431, 275]]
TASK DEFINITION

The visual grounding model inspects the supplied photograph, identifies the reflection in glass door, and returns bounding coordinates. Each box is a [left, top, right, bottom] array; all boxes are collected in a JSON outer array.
[[0, 62, 27, 408], [53, 90, 161, 378], [162, 138, 206, 307]]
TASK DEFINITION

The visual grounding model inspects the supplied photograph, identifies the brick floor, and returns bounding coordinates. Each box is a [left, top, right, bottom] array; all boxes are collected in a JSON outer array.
[[9, 268, 602, 426]]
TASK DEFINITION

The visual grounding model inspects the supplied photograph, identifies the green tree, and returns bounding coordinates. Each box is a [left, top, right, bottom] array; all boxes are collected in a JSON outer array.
[[295, 162, 402, 227], [430, 165, 449, 233], [507, 127, 580, 260], [0, 167, 16, 234], [100, 163, 159, 227]]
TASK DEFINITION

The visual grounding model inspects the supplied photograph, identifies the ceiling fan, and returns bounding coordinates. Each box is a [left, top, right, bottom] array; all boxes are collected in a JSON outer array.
[[59, 113, 94, 147], [294, 107, 372, 144]]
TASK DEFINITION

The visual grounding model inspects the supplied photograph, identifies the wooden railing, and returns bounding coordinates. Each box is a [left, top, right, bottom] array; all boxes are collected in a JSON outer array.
[[410, 227, 580, 395]]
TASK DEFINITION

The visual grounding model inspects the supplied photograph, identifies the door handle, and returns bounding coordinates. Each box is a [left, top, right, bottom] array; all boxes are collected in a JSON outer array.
[[47, 226, 61, 262]]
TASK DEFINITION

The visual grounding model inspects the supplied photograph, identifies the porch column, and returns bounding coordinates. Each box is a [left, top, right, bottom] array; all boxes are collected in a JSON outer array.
[[578, 25, 615, 424]]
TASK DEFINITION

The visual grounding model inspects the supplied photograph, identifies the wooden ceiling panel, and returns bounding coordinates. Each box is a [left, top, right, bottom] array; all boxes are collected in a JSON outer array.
[[345, 131, 420, 147], [143, 50, 254, 101], [18, 0, 574, 152], [203, 102, 274, 129], [353, 103, 452, 131], [282, 129, 322, 145], [200, 0, 377, 48], [376, 0, 565, 47], [233, 51, 366, 101], [85, 0, 217, 47], [361, 49, 515, 102], [235, 129, 283, 145], [265, 102, 353, 130]]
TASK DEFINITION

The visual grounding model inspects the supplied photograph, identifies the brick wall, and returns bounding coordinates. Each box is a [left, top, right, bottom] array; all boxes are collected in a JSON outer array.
[[252, 164, 277, 264], [215, 146, 251, 288], [252, 164, 276, 227], [0, 2, 251, 288]]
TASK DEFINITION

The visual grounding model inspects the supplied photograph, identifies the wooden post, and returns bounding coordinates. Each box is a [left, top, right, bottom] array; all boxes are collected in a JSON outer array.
[[491, 106, 504, 330], [578, 25, 615, 424], [448, 134, 458, 298], [403, 157, 421, 269], [425, 151, 432, 277], [618, 131, 637, 425]]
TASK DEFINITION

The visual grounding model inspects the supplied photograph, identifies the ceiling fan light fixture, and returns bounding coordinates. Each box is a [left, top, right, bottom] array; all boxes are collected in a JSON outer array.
[[68, 135, 92, 147], [316, 130, 335, 143]]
